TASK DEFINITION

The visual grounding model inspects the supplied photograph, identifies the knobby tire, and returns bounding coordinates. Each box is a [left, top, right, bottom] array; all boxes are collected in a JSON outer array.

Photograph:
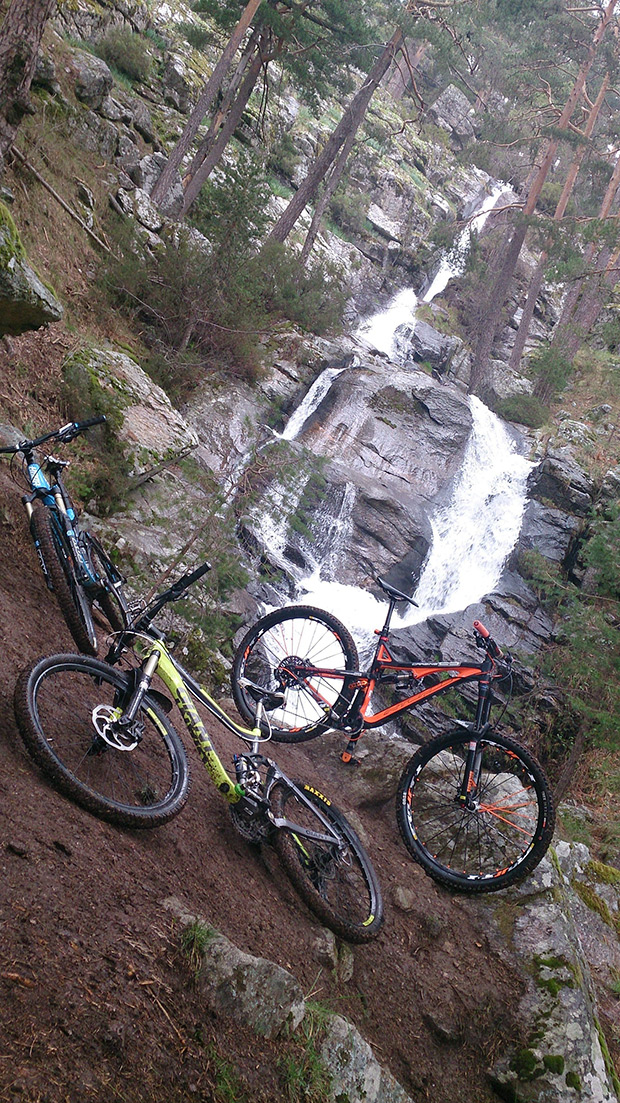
[[271, 781, 383, 942], [31, 501, 98, 655], [14, 654, 190, 828], [232, 606, 359, 742], [396, 728, 554, 893]]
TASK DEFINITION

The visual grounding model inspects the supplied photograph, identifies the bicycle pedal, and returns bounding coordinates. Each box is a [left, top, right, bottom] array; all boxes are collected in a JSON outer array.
[[340, 751, 361, 767]]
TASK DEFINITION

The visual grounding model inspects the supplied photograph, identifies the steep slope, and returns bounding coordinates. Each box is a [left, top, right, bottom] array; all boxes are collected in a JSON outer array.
[[0, 459, 528, 1103]]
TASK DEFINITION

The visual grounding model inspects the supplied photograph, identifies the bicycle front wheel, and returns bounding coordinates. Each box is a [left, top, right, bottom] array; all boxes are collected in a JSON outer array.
[[396, 729, 554, 893], [14, 655, 190, 828], [31, 501, 98, 655], [231, 607, 359, 742], [271, 781, 383, 942]]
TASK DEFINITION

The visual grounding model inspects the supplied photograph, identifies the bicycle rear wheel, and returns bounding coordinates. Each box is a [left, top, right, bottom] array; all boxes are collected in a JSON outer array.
[[231, 607, 359, 742], [271, 781, 383, 942], [31, 501, 98, 655], [14, 654, 190, 828], [396, 729, 554, 893], [86, 535, 127, 634]]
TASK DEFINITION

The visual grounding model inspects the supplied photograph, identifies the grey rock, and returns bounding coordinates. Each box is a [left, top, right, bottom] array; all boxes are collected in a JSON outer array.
[[162, 56, 190, 113], [367, 202, 400, 242], [71, 110, 119, 160], [0, 210, 63, 335], [320, 1015, 413, 1103], [131, 99, 157, 144], [528, 449, 594, 516], [489, 842, 619, 1103], [518, 499, 583, 562], [62, 347, 198, 476], [129, 152, 166, 194], [133, 187, 164, 232], [601, 466, 620, 500], [427, 84, 476, 148], [70, 50, 113, 110], [394, 318, 460, 371], [33, 52, 60, 95], [99, 95, 126, 122]]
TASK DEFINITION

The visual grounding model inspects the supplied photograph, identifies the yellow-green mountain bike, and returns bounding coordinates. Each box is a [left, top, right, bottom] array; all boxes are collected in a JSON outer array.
[[14, 564, 383, 943]]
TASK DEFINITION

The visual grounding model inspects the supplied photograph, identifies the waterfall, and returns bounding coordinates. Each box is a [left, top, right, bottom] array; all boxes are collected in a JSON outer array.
[[421, 183, 506, 303], [357, 288, 418, 357], [399, 397, 533, 627], [357, 182, 506, 360], [257, 178, 529, 641], [280, 365, 349, 441]]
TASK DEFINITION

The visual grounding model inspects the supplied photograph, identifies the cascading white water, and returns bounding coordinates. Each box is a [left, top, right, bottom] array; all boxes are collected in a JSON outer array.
[[263, 179, 529, 640], [421, 184, 506, 303], [399, 397, 532, 627], [357, 288, 418, 356], [280, 366, 348, 441]]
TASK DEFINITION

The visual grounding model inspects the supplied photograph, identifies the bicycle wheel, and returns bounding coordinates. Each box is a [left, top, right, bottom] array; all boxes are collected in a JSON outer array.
[[86, 536, 127, 634], [231, 607, 359, 742], [396, 729, 555, 893], [14, 654, 190, 828], [31, 501, 98, 655], [271, 781, 383, 942]]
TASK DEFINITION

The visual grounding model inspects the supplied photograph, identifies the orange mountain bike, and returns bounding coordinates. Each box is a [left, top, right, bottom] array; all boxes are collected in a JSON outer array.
[[231, 578, 555, 893]]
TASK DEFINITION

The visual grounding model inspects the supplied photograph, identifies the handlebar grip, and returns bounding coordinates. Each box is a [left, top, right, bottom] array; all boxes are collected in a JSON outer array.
[[77, 415, 107, 431], [473, 620, 489, 638], [167, 561, 212, 600]]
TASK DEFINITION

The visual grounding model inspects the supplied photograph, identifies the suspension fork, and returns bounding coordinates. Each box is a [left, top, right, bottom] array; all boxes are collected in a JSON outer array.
[[458, 660, 494, 807], [119, 651, 160, 724]]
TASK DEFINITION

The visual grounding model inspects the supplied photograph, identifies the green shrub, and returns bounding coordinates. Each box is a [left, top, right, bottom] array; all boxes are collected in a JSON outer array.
[[179, 21, 211, 50], [495, 393, 549, 428], [104, 154, 345, 393], [328, 184, 369, 237], [94, 27, 153, 83], [530, 345, 572, 403]]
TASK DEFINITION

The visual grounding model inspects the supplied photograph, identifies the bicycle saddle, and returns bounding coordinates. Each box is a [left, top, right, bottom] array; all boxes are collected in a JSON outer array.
[[240, 678, 285, 712], [376, 577, 419, 606]]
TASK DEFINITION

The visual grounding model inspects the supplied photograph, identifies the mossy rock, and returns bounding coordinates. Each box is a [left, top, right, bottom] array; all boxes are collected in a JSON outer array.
[[0, 203, 63, 335]]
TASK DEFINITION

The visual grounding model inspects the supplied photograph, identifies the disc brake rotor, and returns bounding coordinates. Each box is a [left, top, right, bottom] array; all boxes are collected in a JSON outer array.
[[91, 704, 141, 751]]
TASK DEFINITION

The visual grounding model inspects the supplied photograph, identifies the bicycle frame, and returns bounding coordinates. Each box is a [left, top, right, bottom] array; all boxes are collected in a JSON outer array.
[[128, 639, 348, 846]]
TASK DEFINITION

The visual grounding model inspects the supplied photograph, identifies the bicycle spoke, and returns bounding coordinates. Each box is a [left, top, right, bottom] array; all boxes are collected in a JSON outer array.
[[398, 732, 552, 888]]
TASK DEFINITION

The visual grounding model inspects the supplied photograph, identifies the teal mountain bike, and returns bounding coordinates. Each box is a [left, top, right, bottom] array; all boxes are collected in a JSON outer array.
[[0, 417, 128, 654]]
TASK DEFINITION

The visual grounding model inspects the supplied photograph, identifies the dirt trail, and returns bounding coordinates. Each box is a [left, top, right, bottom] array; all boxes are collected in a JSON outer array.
[[0, 464, 524, 1103]]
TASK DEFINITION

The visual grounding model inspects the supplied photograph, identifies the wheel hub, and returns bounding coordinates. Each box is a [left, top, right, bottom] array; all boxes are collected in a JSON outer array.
[[275, 656, 308, 689], [91, 704, 142, 751]]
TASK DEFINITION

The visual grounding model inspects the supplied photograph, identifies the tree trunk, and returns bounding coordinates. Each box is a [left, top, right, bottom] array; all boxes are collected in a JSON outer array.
[[183, 26, 262, 186], [299, 124, 358, 264], [150, 0, 262, 209], [470, 0, 618, 391], [180, 33, 271, 218], [552, 151, 620, 357], [267, 29, 404, 245], [508, 73, 610, 371], [0, 0, 56, 175]]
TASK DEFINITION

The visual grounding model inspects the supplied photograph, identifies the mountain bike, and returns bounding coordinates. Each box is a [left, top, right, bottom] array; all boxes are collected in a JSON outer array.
[[0, 417, 128, 654], [13, 563, 383, 943], [230, 578, 555, 893]]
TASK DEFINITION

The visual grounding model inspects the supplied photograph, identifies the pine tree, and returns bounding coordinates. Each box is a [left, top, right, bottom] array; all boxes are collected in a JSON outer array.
[[0, 0, 56, 174]]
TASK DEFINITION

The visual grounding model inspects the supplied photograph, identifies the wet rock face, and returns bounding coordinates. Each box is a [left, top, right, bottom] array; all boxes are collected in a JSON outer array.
[[296, 361, 473, 502]]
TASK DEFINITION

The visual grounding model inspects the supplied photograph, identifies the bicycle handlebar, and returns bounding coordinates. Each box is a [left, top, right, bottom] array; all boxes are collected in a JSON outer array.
[[0, 415, 107, 455], [133, 562, 212, 633], [473, 619, 505, 661]]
